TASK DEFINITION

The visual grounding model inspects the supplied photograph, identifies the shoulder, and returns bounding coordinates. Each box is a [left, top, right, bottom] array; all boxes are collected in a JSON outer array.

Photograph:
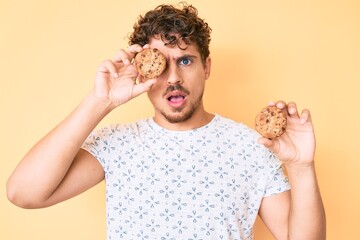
[[213, 114, 261, 138], [83, 119, 151, 147], [214, 115, 280, 161], [97, 118, 152, 134]]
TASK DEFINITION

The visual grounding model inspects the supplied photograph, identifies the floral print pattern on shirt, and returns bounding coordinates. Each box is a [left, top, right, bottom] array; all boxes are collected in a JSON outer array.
[[82, 114, 290, 240]]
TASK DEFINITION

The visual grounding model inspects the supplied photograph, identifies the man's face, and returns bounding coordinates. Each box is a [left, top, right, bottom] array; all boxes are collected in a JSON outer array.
[[146, 37, 211, 126]]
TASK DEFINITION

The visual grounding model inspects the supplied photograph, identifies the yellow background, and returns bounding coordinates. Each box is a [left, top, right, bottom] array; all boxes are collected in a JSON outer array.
[[1, 0, 359, 239]]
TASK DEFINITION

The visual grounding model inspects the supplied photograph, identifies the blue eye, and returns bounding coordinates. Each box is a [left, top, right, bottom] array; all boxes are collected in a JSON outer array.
[[179, 57, 192, 65]]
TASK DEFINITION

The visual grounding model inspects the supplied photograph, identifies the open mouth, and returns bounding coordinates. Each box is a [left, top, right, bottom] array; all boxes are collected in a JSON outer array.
[[166, 91, 187, 108], [168, 95, 185, 103]]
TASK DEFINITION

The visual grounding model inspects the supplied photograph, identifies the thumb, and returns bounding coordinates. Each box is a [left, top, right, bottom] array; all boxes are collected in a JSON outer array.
[[257, 137, 280, 154], [131, 79, 157, 98]]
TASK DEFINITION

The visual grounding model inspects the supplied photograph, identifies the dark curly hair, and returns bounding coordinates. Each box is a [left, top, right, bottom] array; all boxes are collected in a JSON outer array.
[[129, 3, 212, 63]]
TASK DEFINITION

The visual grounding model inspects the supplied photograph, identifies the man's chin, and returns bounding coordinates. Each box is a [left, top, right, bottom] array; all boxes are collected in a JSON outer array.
[[161, 109, 193, 124]]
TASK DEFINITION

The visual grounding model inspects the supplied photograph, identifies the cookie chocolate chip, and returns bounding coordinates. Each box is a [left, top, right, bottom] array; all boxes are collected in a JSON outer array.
[[134, 48, 166, 79], [255, 106, 287, 139]]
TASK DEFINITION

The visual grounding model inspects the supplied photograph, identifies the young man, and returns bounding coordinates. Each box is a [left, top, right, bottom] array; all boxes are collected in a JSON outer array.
[[7, 3, 325, 239]]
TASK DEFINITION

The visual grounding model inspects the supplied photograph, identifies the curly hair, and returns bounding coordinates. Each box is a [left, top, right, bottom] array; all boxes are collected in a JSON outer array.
[[129, 3, 212, 63]]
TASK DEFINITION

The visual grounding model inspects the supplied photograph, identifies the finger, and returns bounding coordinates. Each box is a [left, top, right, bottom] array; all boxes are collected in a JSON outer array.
[[131, 79, 157, 97], [287, 101, 300, 118], [127, 44, 144, 52], [275, 100, 287, 109], [113, 49, 131, 65], [257, 137, 272, 147], [267, 101, 276, 106], [137, 75, 159, 84], [137, 74, 146, 84], [257, 137, 280, 154], [112, 45, 145, 65], [98, 59, 119, 78], [126, 44, 145, 62], [300, 108, 312, 124]]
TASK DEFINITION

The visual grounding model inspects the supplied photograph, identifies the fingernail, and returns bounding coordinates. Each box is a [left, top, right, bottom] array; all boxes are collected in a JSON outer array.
[[300, 117, 307, 124]]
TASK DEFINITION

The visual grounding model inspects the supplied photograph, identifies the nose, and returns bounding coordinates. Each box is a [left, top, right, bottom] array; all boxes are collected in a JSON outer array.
[[166, 65, 183, 85]]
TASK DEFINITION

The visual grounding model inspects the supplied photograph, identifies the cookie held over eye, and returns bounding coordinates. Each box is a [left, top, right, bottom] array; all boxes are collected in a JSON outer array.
[[134, 48, 166, 79], [255, 106, 287, 139]]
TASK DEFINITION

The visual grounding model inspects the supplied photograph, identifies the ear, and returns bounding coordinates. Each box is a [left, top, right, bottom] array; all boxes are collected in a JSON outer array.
[[204, 56, 211, 79]]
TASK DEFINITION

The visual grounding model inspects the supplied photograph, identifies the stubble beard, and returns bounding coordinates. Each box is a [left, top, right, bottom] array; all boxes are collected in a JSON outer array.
[[159, 91, 204, 124]]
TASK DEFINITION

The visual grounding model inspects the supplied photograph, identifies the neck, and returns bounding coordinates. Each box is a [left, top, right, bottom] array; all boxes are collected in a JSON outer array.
[[153, 109, 214, 131]]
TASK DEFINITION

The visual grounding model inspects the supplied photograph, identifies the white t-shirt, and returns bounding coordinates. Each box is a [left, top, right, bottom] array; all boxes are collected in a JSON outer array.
[[82, 114, 290, 240]]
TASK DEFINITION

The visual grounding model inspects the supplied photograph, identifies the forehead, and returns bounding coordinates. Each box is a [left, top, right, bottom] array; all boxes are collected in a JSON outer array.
[[148, 36, 200, 58]]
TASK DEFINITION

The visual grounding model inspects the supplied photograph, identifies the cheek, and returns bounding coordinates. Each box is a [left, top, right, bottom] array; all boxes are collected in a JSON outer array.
[[191, 79, 205, 93], [193, 86, 204, 99]]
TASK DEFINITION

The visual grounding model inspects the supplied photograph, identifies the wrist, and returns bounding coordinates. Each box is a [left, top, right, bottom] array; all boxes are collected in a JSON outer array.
[[285, 161, 315, 173], [284, 162, 315, 181], [87, 90, 116, 114]]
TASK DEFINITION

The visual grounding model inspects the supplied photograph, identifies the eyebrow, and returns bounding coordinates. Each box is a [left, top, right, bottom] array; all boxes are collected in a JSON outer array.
[[172, 54, 198, 61]]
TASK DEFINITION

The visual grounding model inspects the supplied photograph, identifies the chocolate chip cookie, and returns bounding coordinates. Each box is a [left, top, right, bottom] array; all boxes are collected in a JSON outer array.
[[255, 106, 287, 139], [134, 48, 166, 79]]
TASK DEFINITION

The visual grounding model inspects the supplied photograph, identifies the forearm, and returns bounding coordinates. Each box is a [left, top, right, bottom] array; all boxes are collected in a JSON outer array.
[[286, 163, 326, 239], [7, 92, 113, 207]]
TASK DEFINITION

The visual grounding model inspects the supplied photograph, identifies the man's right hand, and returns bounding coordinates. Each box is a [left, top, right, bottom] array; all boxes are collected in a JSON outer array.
[[6, 44, 158, 208], [93, 44, 157, 108]]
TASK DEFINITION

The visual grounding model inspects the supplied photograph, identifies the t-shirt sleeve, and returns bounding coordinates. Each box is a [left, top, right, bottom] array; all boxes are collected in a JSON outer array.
[[81, 126, 116, 169], [263, 150, 291, 197]]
